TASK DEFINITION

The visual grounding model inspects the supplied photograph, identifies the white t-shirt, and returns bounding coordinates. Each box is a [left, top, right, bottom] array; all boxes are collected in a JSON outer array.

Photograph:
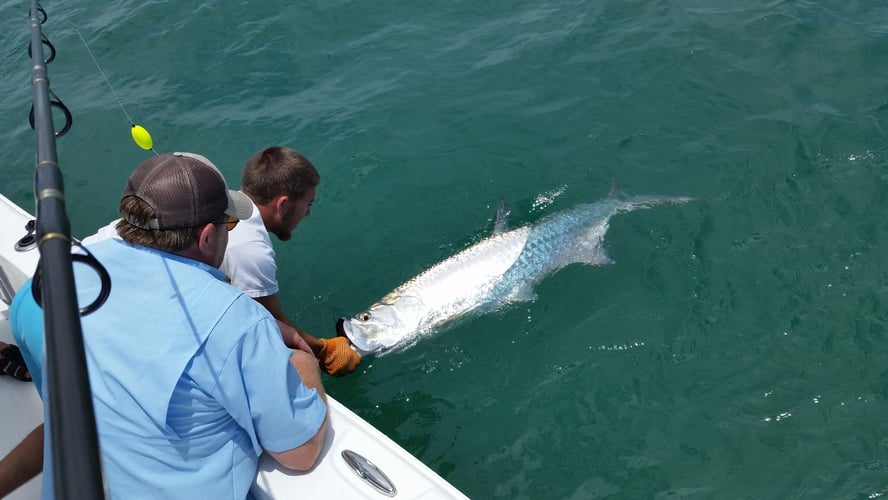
[[82, 198, 279, 298], [81, 220, 121, 246], [220, 199, 279, 298]]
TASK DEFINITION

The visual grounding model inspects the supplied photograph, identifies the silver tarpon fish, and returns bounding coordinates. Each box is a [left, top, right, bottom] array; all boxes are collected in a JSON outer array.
[[338, 192, 692, 355]]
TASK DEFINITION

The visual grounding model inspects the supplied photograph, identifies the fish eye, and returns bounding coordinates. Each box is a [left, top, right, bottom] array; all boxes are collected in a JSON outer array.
[[360, 312, 371, 321]]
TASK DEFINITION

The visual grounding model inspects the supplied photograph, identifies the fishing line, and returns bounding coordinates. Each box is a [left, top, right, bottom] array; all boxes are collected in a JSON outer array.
[[56, 0, 156, 153]]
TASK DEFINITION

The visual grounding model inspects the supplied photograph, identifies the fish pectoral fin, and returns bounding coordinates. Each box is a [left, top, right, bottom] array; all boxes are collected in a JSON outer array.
[[569, 244, 616, 266], [505, 283, 538, 303]]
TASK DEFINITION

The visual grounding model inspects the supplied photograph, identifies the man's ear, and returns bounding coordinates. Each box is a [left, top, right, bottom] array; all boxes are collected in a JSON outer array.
[[272, 194, 289, 216], [196, 222, 217, 257]]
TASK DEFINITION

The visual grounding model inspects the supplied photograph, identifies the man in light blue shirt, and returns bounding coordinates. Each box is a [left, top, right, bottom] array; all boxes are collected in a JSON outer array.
[[9, 152, 328, 499]]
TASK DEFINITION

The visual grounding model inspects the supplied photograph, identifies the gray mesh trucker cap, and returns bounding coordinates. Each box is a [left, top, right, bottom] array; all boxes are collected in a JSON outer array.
[[121, 152, 252, 230]]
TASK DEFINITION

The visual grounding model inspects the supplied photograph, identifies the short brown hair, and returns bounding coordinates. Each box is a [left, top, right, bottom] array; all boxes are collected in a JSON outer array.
[[116, 196, 201, 252], [241, 147, 320, 205]]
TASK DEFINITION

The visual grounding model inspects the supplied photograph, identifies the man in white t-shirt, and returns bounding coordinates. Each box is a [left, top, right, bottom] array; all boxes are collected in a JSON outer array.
[[221, 147, 361, 376]]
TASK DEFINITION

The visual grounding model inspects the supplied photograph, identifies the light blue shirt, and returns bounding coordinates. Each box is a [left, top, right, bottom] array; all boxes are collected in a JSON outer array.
[[10, 279, 43, 393], [11, 239, 326, 499]]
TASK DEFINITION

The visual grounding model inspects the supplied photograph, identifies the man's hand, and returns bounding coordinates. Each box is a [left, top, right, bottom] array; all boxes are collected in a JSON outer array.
[[318, 337, 361, 376], [276, 320, 313, 356], [288, 332, 313, 357]]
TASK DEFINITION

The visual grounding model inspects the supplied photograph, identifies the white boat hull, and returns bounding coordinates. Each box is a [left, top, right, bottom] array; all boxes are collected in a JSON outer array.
[[0, 194, 466, 499], [0, 193, 43, 500]]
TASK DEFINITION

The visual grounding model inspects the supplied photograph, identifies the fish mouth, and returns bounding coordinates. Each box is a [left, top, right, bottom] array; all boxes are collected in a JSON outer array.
[[336, 317, 375, 357], [335, 317, 348, 337]]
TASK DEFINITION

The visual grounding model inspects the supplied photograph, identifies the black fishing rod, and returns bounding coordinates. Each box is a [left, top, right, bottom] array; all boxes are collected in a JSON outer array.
[[28, 0, 106, 497]]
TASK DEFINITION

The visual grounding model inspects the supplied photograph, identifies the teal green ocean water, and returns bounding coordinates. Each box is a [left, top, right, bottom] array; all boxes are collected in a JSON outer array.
[[3, 1, 888, 498]]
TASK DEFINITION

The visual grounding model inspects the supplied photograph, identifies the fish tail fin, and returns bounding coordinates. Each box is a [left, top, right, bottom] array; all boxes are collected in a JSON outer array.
[[606, 181, 693, 209], [617, 194, 694, 213]]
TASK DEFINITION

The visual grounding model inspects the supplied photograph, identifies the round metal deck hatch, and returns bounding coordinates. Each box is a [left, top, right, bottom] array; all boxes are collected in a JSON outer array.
[[342, 449, 397, 497]]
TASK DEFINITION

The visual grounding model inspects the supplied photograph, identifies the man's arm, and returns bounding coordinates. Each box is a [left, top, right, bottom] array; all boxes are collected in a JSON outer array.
[[253, 293, 324, 355], [0, 423, 43, 497], [267, 350, 328, 471], [254, 293, 361, 377]]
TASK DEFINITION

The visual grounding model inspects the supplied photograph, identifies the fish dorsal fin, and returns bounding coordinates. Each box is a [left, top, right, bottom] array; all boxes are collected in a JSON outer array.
[[492, 199, 509, 235], [607, 178, 628, 199]]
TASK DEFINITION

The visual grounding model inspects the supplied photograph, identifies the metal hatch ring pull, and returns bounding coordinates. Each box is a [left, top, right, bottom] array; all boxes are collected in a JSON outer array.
[[15, 219, 38, 252], [342, 449, 398, 497]]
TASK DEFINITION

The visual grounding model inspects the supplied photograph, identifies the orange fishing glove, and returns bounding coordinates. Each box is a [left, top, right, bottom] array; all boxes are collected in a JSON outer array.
[[318, 337, 361, 377]]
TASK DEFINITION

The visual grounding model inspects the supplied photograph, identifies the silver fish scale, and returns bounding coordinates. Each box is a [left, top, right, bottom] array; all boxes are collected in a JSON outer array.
[[385, 226, 532, 333]]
